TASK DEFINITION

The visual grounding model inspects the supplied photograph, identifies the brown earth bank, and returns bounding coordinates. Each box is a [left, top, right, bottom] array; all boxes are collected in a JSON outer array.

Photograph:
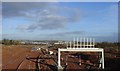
[[1, 45, 120, 70], [2, 45, 40, 70]]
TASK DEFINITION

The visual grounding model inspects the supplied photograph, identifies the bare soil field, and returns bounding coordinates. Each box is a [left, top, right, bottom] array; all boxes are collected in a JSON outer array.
[[1, 45, 120, 70]]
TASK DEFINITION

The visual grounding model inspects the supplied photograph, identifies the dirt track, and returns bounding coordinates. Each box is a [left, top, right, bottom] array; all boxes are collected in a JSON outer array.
[[2, 45, 40, 70]]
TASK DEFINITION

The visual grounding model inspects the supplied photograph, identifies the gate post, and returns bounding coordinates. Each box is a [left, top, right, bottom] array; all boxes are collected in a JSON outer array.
[[58, 48, 61, 67], [102, 49, 104, 69]]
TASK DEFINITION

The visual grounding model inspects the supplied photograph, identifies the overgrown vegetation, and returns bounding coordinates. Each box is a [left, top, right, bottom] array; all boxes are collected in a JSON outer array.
[[0, 40, 2, 44], [96, 42, 120, 51], [2, 38, 21, 45], [96, 42, 119, 48]]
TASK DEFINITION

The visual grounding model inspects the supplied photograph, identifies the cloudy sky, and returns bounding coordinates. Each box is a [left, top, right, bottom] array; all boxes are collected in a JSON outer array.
[[2, 2, 118, 42]]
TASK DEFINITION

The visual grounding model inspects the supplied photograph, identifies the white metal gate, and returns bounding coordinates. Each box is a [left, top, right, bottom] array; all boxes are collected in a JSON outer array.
[[58, 37, 104, 69]]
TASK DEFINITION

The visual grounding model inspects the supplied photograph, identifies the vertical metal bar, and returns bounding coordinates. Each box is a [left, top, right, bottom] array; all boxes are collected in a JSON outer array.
[[58, 48, 61, 67], [102, 49, 104, 69], [77, 37, 78, 48], [93, 38, 94, 48], [84, 37, 85, 48], [74, 37, 75, 48], [93, 38, 95, 48], [80, 38, 82, 48]]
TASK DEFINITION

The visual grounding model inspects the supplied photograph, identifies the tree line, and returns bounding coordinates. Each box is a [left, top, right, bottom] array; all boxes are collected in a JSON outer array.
[[2, 38, 21, 45], [96, 42, 119, 48], [1, 38, 120, 48]]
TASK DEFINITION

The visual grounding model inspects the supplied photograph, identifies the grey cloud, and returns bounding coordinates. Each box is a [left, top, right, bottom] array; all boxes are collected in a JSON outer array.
[[34, 31, 86, 41], [48, 31, 118, 42], [49, 31, 86, 36], [2, 2, 51, 18], [3, 2, 81, 30], [90, 32, 118, 42], [17, 14, 67, 30], [2, 32, 118, 42], [18, 7, 80, 30], [95, 35, 118, 42]]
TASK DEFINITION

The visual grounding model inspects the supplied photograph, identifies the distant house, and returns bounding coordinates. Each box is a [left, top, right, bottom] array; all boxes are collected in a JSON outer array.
[[20, 42, 25, 44], [20, 41, 49, 45], [54, 41, 65, 44]]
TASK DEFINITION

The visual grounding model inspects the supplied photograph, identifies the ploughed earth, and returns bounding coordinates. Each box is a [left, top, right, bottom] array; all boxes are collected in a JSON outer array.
[[2, 45, 120, 70]]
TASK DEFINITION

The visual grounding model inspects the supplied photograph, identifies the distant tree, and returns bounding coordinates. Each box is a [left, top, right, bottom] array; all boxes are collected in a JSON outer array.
[[0, 40, 1, 44], [2, 38, 21, 45], [2, 38, 10, 45]]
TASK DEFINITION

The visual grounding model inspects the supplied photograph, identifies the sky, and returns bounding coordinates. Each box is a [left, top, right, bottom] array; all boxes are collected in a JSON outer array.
[[2, 2, 118, 42]]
